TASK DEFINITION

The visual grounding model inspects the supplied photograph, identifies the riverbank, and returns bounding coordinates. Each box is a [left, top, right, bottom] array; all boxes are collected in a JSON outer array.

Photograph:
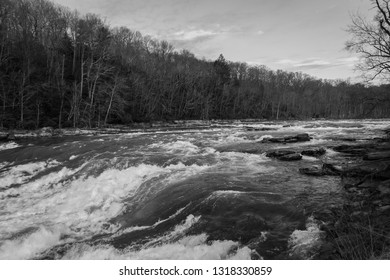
[[310, 128, 390, 259]]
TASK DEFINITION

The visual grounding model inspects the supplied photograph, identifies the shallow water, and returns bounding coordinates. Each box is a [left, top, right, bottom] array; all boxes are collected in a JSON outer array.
[[0, 119, 389, 259]]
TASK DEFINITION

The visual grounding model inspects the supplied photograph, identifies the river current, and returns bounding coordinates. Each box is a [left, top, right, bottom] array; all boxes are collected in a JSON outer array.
[[0, 119, 389, 259]]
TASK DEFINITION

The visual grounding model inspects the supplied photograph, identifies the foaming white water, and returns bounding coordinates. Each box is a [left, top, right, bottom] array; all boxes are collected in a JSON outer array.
[[62, 234, 251, 260], [224, 132, 251, 143], [112, 205, 189, 237], [0, 161, 10, 170], [0, 141, 20, 151], [256, 135, 273, 141], [288, 216, 325, 259], [0, 160, 60, 189], [0, 227, 63, 259], [212, 190, 246, 196], [61, 215, 252, 260], [162, 140, 200, 155], [0, 162, 210, 259]]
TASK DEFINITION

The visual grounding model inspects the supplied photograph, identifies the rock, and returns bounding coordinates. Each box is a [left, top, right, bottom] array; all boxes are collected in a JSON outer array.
[[262, 133, 311, 144], [333, 144, 374, 155], [279, 153, 302, 161], [301, 147, 326, 157], [244, 126, 276, 131], [266, 137, 286, 143], [296, 133, 311, 142], [299, 166, 326, 176], [266, 150, 296, 158]]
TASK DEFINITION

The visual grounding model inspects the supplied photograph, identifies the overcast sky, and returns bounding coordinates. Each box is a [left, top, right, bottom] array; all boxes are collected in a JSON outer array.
[[51, 0, 375, 81]]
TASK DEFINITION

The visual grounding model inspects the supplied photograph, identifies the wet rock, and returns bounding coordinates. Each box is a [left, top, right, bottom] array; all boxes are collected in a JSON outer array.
[[279, 153, 302, 161], [296, 133, 310, 142], [333, 144, 374, 155], [266, 150, 295, 158], [261, 133, 311, 144], [301, 147, 326, 157], [244, 126, 276, 131], [266, 137, 286, 143], [266, 150, 302, 161]]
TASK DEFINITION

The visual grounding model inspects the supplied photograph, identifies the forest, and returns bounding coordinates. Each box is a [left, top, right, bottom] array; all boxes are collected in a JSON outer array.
[[1, 0, 390, 129]]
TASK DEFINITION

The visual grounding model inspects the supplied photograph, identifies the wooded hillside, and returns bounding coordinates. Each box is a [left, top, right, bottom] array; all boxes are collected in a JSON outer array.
[[1, 0, 390, 129]]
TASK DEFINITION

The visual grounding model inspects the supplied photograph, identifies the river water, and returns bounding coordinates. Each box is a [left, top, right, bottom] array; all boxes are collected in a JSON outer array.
[[0, 119, 389, 260]]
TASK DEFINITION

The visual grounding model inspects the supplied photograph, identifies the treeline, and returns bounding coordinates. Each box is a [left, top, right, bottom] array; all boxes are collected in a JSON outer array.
[[0, 0, 390, 129]]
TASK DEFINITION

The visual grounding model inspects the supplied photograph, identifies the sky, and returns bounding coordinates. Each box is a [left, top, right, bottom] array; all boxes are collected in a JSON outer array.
[[51, 0, 375, 81]]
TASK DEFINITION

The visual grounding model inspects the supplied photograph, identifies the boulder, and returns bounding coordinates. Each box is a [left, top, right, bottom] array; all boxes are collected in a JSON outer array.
[[296, 133, 310, 142], [301, 147, 326, 157]]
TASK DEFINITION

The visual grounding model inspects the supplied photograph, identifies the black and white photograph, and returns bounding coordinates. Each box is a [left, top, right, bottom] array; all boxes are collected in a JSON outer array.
[[0, 0, 390, 265]]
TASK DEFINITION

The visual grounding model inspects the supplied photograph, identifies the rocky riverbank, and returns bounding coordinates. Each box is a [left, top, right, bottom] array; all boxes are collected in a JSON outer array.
[[215, 126, 390, 259], [265, 129, 390, 259], [309, 129, 390, 259]]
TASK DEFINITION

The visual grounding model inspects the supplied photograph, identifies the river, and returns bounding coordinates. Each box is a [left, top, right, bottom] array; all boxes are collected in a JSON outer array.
[[0, 119, 389, 259]]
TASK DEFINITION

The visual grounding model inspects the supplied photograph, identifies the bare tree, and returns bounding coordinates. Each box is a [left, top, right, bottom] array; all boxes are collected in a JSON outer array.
[[346, 0, 390, 82]]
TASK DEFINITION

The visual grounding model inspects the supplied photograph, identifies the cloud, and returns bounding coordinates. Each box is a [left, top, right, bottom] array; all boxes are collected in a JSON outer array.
[[172, 29, 219, 41], [276, 58, 338, 70], [256, 30, 264, 35]]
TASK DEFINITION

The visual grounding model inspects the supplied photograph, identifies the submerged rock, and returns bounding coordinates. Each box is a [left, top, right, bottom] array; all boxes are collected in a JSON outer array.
[[333, 144, 374, 156], [299, 163, 343, 177]]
